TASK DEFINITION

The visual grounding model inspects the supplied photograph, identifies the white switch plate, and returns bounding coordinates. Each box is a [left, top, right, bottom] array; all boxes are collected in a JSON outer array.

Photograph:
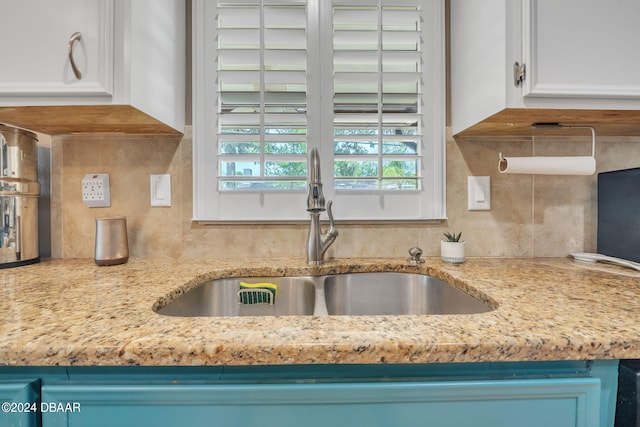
[[82, 173, 111, 208], [468, 176, 491, 210], [150, 174, 171, 207]]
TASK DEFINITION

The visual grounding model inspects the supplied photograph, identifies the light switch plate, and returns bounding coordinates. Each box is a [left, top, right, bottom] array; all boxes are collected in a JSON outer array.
[[150, 174, 171, 207], [468, 176, 490, 210]]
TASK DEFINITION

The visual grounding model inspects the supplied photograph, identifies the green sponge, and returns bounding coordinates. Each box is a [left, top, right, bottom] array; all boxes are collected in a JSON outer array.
[[239, 281, 278, 304]]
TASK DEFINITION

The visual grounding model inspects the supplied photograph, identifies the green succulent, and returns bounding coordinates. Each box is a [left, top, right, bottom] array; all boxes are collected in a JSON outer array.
[[443, 231, 462, 242]]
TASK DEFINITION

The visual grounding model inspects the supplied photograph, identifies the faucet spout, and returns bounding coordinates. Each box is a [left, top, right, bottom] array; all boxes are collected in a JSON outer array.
[[306, 148, 338, 264]]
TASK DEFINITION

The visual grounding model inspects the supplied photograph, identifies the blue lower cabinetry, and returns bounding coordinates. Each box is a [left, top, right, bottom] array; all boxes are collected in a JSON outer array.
[[0, 361, 620, 427], [0, 379, 40, 427], [42, 378, 601, 427]]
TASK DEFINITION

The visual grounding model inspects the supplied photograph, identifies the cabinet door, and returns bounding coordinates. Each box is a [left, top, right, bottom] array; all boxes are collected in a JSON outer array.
[[523, 0, 640, 100], [42, 377, 600, 427], [0, 380, 40, 427], [0, 0, 114, 104]]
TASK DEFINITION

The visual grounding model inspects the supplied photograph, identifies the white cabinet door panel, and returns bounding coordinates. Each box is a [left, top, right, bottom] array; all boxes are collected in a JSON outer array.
[[0, 0, 113, 102], [524, 0, 640, 99]]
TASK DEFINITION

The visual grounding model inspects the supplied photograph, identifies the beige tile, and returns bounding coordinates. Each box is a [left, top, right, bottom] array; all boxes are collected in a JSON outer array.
[[332, 224, 419, 259], [182, 223, 306, 259], [51, 127, 640, 260], [532, 174, 592, 256], [532, 135, 605, 256], [58, 135, 182, 258], [447, 133, 534, 256]]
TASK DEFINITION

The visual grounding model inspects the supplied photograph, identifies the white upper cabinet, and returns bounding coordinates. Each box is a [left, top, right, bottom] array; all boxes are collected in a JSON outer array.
[[522, 0, 640, 102], [0, 0, 113, 101], [0, 0, 185, 134], [451, 0, 640, 137]]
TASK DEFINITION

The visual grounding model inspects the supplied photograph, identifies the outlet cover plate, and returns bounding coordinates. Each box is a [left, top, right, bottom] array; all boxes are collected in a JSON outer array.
[[82, 173, 111, 208]]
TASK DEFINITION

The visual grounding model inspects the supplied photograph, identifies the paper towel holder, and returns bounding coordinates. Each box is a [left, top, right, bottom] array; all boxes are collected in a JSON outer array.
[[498, 123, 596, 175]]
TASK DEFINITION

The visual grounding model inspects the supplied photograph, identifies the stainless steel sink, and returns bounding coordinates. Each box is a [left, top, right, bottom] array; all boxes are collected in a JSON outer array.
[[157, 277, 317, 317], [323, 272, 492, 315], [156, 272, 493, 317]]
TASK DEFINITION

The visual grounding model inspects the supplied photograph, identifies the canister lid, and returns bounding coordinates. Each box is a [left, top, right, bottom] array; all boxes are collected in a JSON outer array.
[[96, 216, 127, 221], [0, 124, 38, 141]]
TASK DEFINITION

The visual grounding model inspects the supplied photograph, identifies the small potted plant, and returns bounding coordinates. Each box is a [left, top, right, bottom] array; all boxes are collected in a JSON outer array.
[[441, 231, 465, 264]]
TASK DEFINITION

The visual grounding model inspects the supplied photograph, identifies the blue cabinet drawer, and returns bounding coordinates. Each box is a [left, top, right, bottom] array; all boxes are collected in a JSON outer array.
[[42, 377, 601, 427]]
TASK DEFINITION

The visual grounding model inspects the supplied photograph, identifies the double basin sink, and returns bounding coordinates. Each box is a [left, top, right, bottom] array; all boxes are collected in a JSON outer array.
[[156, 272, 494, 317]]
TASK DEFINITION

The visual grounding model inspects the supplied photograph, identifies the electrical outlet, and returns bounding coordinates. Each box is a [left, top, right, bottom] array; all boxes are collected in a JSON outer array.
[[82, 173, 111, 208]]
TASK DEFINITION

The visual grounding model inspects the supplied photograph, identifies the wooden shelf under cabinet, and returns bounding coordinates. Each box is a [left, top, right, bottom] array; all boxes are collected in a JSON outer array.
[[454, 109, 640, 138], [0, 106, 182, 136]]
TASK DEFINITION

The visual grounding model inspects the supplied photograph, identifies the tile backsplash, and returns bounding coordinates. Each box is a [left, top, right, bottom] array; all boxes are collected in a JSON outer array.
[[49, 127, 640, 259]]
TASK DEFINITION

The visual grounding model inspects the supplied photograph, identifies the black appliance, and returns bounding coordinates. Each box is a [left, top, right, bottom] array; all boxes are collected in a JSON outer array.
[[617, 361, 640, 427], [602, 168, 640, 427], [598, 167, 640, 263]]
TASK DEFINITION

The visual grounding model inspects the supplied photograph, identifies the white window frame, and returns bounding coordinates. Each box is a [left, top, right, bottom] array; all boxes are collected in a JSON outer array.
[[192, 0, 445, 222]]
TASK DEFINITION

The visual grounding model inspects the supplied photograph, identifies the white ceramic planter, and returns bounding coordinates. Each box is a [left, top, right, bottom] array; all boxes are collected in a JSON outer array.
[[441, 240, 465, 264]]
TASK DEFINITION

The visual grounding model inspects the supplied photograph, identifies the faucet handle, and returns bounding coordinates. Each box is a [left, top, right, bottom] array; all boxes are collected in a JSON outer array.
[[324, 200, 338, 240], [318, 200, 338, 261], [408, 247, 425, 264], [326, 200, 335, 227]]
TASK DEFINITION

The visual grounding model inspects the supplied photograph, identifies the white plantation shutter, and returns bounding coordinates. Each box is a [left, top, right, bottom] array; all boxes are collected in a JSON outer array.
[[216, 2, 308, 192], [193, 0, 310, 220], [328, 0, 445, 220], [193, 0, 445, 221]]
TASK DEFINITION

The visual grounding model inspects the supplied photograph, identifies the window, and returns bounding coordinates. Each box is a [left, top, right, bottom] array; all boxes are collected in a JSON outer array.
[[193, 0, 445, 221]]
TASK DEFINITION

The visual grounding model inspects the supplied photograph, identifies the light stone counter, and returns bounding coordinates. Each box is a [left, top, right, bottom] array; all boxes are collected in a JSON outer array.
[[1, 257, 639, 366]]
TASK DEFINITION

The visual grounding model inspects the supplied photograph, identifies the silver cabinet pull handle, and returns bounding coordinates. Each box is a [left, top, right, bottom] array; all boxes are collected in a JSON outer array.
[[68, 32, 83, 80]]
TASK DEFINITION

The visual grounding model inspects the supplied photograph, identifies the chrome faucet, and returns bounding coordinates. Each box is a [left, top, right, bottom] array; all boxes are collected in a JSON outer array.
[[306, 148, 338, 265]]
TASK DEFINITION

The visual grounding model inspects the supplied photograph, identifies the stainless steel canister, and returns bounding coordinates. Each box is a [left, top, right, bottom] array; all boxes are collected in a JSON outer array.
[[94, 216, 129, 266], [0, 124, 39, 268]]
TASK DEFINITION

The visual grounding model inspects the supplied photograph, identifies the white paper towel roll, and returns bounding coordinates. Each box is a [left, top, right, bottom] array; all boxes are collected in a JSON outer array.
[[498, 156, 596, 175]]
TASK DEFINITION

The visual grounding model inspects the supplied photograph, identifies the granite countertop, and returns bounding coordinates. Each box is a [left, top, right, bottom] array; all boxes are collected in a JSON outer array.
[[1, 256, 639, 367]]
